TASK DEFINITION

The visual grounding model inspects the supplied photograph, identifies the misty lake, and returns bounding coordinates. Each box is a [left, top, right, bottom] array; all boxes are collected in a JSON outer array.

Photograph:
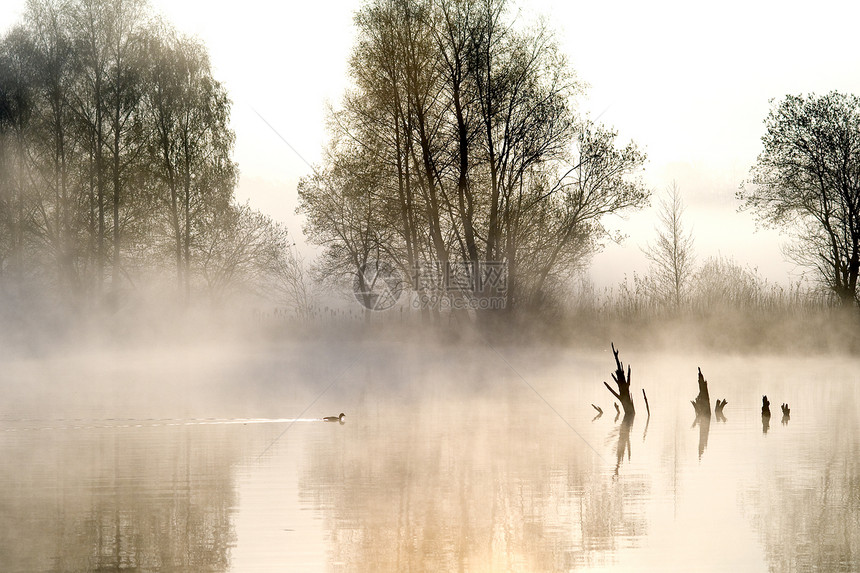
[[1, 338, 857, 572]]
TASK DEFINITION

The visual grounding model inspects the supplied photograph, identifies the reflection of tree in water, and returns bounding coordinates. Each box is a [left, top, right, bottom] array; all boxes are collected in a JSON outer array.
[[299, 393, 649, 571], [0, 426, 238, 572], [742, 400, 860, 572], [611, 415, 634, 475]]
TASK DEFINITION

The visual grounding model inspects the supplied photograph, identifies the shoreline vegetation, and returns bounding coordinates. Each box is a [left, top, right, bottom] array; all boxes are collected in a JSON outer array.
[[2, 288, 857, 358], [3, 0, 860, 359]]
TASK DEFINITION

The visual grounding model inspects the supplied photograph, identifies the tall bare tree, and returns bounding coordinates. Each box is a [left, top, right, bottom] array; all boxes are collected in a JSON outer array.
[[643, 182, 695, 309], [0, 26, 38, 284], [143, 24, 235, 300]]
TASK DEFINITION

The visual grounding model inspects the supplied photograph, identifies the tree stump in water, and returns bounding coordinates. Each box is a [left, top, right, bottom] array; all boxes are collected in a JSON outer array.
[[690, 368, 714, 458], [715, 398, 728, 422], [691, 367, 711, 419], [603, 343, 635, 419], [781, 403, 790, 425]]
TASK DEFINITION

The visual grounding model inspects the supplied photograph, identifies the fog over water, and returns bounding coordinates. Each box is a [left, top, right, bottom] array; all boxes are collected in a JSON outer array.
[[1, 324, 858, 572]]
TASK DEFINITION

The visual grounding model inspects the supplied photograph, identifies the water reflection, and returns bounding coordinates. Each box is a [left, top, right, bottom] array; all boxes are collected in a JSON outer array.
[[742, 385, 860, 573], [614, 415, 634, 476], [693, 414, 711, 459], [297, 355, 652, 572], [0, 425, 239, 572], [0, 349, 858, 572]]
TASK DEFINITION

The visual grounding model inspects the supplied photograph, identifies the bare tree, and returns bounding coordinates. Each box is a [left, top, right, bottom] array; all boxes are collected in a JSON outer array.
[[142, 24, 235, 301], [197, 202, 294, 305], [643, 182, 695, 310], [269, 245, 313, 320], [0, 27, 33, 283], [298, 136, 400, 315]]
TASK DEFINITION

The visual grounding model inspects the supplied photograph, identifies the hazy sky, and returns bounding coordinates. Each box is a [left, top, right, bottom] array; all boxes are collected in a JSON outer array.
[[4, 0, 860, 289]]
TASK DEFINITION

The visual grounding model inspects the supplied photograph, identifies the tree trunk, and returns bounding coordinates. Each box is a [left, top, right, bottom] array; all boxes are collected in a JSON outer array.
[[691, 367, 711, 419]]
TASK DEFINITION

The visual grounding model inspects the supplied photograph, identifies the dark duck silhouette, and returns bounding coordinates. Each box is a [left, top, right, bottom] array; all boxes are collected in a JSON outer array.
[[324, 413, 346, 423]]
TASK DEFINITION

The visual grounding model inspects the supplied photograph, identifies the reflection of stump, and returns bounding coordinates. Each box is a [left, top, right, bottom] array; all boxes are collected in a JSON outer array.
[[615, 416, 633, 475], [697, 414, 711, 459], [603, 343, 635, 419]]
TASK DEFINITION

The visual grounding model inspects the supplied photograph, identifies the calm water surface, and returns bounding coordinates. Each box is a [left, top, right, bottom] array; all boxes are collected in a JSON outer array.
[[1, 341, 858, 572]]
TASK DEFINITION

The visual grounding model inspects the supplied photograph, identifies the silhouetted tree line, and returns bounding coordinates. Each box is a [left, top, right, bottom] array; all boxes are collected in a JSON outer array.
[[298, 0, 649, 318], [0, 0, 300, 311]]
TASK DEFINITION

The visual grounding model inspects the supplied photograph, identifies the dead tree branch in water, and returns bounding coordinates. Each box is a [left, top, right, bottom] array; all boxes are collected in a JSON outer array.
[[603, 343, 637, 474], [603, 343, 635, 418]]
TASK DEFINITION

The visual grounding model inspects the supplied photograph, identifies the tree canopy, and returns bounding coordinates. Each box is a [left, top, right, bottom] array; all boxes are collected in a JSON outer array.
[[299, 0, 649, 318], [740, 91, 860, 306], [0, 0, 301, 314]]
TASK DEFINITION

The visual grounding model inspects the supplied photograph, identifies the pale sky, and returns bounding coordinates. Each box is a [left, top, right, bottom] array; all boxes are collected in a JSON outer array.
[[4, 0, 860, 289]]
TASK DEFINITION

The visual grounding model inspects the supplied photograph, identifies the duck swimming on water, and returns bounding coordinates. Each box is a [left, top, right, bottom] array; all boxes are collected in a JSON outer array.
[[323, 413, 346, 423]]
